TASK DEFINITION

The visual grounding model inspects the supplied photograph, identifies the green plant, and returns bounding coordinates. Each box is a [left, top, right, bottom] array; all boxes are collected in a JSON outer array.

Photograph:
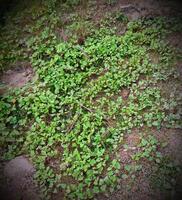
[[1, 3, 182, 199], [132, 135, 159, 161], [150, 157, 181, 190], [106, 0, 117, 6]]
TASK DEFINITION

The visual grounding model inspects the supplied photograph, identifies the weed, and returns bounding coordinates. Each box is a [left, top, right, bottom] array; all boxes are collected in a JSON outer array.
[[0, 2, 182, 199]]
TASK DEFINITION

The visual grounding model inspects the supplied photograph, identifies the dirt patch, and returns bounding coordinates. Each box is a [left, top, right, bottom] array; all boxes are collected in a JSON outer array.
[[0, 62, 34, 94], [167, 32, 182, 50], [93, 0, 182, 24], [163, 129, 182, 166], [127, 131, 140, 147], [120, 88, 130, 100], [119, 130, 140, 164], [176, 62, 182, 76], [58, 28, 69, 42]]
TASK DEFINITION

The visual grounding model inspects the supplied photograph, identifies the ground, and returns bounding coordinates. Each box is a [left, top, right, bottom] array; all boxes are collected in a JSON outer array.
[[0, 0, 182, 200]]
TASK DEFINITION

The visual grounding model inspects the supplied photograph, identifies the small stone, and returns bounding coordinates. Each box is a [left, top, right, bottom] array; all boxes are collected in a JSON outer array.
[[4, 156, 35, 178], [3, 156, 40, 200]]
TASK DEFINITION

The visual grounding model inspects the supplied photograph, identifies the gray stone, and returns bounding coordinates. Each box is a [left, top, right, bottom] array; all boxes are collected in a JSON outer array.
[[3, 156, 40, 200], [4, 156, 35, 178]]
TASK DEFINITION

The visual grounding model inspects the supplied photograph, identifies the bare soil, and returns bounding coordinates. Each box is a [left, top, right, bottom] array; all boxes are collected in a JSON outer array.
[[0, 62, 34, 95]]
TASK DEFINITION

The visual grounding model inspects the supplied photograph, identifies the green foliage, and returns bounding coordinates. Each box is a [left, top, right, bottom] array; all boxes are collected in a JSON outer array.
[[42, 0, 58, 11], [0, 3, 182, 199], [65, 0, 80, 6], [132, 134, 160, 161], [151, 157, 181, 190], [106, 0, 117, 6]]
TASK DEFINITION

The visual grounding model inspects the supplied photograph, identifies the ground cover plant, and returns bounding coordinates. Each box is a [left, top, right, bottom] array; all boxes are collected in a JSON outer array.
[[0, 0, 182, 199]]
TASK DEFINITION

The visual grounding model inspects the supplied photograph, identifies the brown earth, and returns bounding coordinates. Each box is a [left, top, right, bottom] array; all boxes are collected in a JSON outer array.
[[0, 62, 34, 95]]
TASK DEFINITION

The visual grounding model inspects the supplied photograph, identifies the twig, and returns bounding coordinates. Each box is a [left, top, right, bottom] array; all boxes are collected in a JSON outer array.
[[80, 104, 94, 113], [66, 115, 79, 133], [76, 46, 90, 59], [80, 104, 113, 127]]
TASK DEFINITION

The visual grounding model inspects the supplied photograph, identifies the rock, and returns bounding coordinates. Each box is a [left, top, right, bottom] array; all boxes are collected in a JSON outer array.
[[119, 4, 141, 21], [128, 11, 140, 21], [2, 156, 40, 200], [4, 156, 35, 178]]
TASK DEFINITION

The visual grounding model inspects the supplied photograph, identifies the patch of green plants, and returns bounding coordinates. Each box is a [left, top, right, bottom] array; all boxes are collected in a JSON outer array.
[[132, 134, 160, 162], [121, 164, 143, 180], [150, 157, 181, 191], [1, 2, 182, 199], [106, 0, 117, 6]]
